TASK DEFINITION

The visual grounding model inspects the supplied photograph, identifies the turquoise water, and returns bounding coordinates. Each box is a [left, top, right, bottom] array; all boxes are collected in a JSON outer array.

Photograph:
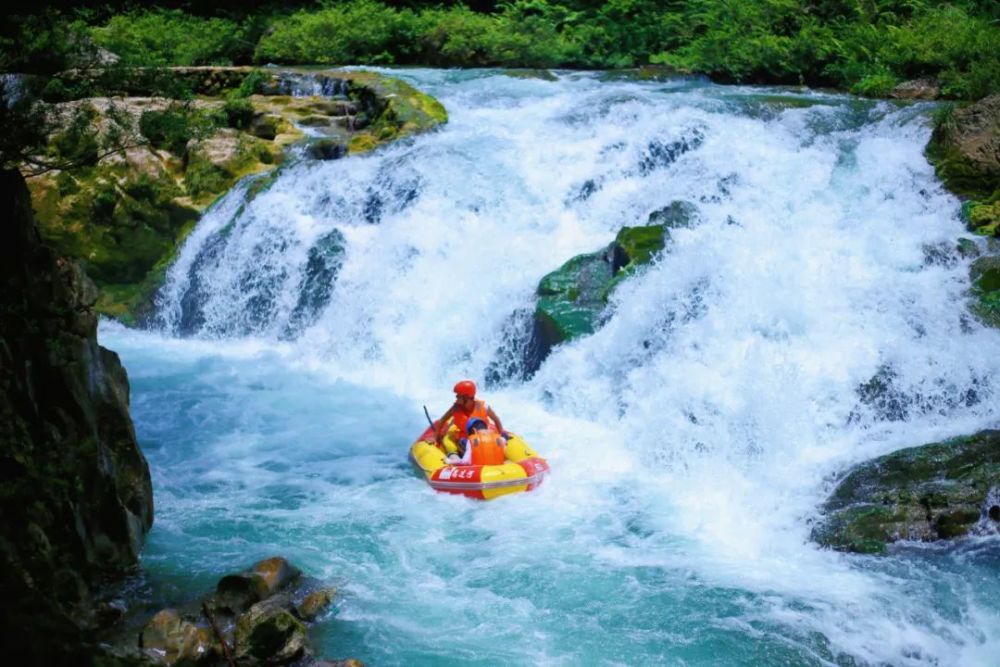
[[107, 69, 1000, 665]]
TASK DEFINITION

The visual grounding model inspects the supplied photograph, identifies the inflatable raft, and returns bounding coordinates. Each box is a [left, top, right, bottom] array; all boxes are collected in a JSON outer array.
[[409, 424, 550, 500]]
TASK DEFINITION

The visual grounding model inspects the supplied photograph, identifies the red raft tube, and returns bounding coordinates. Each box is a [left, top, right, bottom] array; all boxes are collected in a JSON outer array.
[[409, 423, 550, 500]]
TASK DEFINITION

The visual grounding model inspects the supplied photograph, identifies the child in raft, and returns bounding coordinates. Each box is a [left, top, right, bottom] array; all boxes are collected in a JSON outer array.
[[446, 418, 508, 466]]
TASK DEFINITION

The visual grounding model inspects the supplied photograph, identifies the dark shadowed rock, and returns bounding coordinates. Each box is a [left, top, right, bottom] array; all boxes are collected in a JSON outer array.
[[215, 556, 302, 613], [234, 600, 308, 665], [812, 430, 1000, 554], [0, 169, 154, 663]]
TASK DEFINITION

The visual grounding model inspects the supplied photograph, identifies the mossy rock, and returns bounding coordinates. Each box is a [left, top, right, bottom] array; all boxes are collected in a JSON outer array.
[[926, 95, 1000, 200], [812, 430, 1000, 554], [970, 255, 1000, 327], [534, 222, 671, 351], [27, 67, 447, 324]]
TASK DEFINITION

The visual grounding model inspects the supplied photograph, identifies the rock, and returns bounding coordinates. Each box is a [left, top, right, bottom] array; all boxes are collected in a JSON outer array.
[[970, 254, 1000, 327], [890, 78, 940, 100], [535, 222, 671, 351], [188, 128, 242, 167], [306, 139, 348, 161], [647, 200, 699, 229], [215, 556, 302, 612], [234, 600, 308, 666], [0, 169, 154, 663], [927, 94, 1000, 200], [248, 114, 280, 141], [140, 609, 218, 666], [295, 588, 337, 621], [812, 430, 1000, 554], [964, 199, 1000, 237]]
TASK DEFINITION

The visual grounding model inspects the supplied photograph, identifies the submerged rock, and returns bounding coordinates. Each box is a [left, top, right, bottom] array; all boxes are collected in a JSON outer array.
[[812, 430, 1000, 554]]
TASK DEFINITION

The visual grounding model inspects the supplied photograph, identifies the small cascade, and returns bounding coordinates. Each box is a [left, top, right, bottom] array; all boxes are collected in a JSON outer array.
[[262, 72, 351, 98]]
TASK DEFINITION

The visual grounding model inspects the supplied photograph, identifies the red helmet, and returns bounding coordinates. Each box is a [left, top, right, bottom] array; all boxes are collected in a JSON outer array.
[[453, 380, 477, 397]]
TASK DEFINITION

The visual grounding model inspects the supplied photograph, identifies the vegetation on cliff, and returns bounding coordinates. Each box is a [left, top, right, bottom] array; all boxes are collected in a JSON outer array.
[[0, 169, 154, 663], [66, 0, 1000, 100]]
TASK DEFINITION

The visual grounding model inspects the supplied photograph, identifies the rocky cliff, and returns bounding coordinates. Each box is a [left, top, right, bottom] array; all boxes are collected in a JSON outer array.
[[0, 168, 154, 663]]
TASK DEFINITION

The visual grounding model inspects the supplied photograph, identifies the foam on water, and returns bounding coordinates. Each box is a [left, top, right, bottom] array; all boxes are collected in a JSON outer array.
[[110, 69, 1000, 665]]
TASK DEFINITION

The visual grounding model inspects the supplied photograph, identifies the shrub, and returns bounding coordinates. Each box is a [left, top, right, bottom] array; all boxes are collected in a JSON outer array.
[[89, 9, 241, 66], [253, 1, 420, 65], [221, 98, 255, 130]]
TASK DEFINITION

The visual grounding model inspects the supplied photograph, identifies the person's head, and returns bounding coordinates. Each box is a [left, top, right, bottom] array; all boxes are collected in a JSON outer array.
[[466, 418, 488, 435], [453, 379, 476, 408]]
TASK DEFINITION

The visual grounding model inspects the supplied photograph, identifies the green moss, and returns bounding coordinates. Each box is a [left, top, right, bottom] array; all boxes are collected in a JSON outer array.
[[615, 225, 667, 267]]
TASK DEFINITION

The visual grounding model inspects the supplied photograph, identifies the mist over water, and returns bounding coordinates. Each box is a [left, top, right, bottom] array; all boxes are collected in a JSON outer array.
[[108, 70, 1000, 665]]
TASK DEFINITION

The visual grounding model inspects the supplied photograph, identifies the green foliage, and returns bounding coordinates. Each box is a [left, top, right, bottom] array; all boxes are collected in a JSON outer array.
[[71, 1, 1000, 99], [222, 98, 255, 130], [89, 9, 242, 66], [48, 104, 99, 166], [138, 105, 215, 156], [254, 1, 420, 65]]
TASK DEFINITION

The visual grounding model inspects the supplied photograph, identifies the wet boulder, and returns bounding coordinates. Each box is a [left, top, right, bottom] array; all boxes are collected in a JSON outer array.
[[970, 254, 1000, 327], [534, 208, 690, 352], [140, 609, 218, 666], [234, 600, 308, 665], [927, 94, 1000, 239], [295, 587, 337, 621], [812, 430, 1000, 554], [214, 556, 302, 613]]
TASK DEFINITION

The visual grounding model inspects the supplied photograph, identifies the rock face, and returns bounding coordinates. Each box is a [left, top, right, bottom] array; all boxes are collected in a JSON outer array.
[[812, 430, 1000, 554], [927, 94, 1000, 238], [0, 169, 154, 663]]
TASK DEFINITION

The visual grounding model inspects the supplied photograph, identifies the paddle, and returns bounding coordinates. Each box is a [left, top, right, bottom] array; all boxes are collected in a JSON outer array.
[[423, 405, 440, 446]]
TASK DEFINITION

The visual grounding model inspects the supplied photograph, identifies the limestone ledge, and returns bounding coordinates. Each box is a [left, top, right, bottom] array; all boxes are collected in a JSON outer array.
[[26, 67, 447, 324]]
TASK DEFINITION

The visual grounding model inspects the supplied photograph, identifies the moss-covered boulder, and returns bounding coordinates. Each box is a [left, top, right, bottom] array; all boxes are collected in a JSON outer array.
[[928, 94, 1000, 239], [970, 254, 1000, 327], [812, 430, 1000, 554], [234, 601, 308, 666], [534, 201, 698, 351]]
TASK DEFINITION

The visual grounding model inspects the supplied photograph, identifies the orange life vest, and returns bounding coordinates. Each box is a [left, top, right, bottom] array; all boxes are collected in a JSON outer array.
[[452, 399, 489, 435], [467, 430, 507, 466]]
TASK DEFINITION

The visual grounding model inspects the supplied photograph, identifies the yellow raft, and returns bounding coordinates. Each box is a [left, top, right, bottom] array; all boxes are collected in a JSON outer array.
[[409, 424, 550, 500]]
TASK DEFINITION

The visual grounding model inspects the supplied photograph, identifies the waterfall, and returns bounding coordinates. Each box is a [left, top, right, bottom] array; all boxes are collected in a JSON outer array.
[[122, 69, 1000, 666]]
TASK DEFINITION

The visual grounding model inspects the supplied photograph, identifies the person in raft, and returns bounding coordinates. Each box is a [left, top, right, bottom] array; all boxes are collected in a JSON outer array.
[[434, 380, 506, 451], [448, 418, 507, 466]]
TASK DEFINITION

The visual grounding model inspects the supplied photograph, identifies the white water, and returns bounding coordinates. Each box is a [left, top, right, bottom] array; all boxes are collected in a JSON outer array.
[[110, 70, 1000, 666]]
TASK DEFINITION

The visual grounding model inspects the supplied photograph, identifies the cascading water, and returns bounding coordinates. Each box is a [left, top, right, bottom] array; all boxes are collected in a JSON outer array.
[[104, 69, 1000, 666]]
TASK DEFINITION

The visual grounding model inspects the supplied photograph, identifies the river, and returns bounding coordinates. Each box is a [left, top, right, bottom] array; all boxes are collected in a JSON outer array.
[[101, 69, 1000, 666]]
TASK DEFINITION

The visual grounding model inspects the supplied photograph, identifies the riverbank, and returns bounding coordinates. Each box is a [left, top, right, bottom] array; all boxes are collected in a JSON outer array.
[[24, 66, 447, 324]]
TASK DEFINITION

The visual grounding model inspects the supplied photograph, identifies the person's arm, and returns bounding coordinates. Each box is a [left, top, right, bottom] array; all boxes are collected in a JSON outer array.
[[486, 406, 504, 435], [435, 405, 456, 444]]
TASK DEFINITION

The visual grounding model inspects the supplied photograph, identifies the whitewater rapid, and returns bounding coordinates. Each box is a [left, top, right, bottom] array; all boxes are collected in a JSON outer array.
[[107, 69, 1000, 666]]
